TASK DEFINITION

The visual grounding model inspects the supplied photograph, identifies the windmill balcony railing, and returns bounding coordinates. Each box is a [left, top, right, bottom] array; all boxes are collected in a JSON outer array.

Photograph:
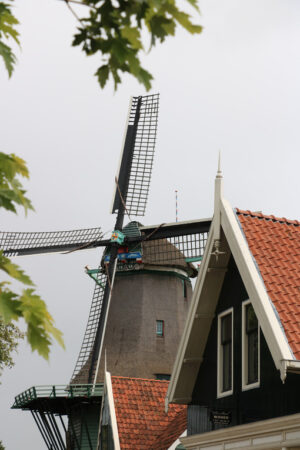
[[12, 383, 104, 409]]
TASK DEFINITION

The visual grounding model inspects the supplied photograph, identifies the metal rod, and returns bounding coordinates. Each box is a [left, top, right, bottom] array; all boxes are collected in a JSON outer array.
[[37, 410, 57, 450], [46, 411, 66, 450], [59, 414, 68, 435], [40, 411, 60, 450], [41, 399, 64, 450], [31, 410, 52, 450]]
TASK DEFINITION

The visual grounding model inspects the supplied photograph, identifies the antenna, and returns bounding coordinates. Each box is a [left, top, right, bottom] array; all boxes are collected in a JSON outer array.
[[175, 190, 178, 222]]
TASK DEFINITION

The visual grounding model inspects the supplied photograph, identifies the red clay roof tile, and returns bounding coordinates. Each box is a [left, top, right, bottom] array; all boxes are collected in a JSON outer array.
[[236, 208, 300, 359], [111, 376, 186, 450]]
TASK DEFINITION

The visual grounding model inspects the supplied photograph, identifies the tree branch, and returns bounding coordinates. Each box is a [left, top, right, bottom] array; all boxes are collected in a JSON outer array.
[[63, 0, 84, 23]]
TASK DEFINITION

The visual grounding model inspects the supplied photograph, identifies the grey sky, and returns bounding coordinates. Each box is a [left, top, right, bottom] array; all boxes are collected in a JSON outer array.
[[0, 0, 299, 448]]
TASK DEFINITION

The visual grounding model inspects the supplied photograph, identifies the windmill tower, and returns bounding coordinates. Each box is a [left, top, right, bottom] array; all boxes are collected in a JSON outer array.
[[73, 220, 197, 385], [7, 94, 211, 449]]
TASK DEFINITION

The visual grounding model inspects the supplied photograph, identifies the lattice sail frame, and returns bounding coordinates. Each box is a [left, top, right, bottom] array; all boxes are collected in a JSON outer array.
[[112, 93, 159, 217], [126, 94, 159, 216], [0, 228, 103, 256], [71, 267, 107, 384], [142, 231, 208, 265]]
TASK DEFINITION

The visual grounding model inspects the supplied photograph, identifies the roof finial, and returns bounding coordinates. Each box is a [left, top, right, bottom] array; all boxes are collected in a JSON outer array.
[[214, 151, 223, 242], [216, 150, 222, 179]]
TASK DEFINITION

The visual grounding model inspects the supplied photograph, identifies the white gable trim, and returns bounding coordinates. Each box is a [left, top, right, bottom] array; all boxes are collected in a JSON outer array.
[[220, 197, 294, 377], [166, 219, 218, 408], [166, 218, 231, 407], [105, 371, 121, 450]]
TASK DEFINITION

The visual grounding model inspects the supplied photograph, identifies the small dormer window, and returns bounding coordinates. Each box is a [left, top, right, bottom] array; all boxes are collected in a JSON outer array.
[[242, 301, 260, 390], [217, 308, 233, 397]]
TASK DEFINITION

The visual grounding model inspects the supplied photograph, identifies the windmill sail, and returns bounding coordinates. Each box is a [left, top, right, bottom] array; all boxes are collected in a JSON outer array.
[[74, 94, 160, 386], [111, 93, 159, 217], [140, 219, 211, 267], [71, 267, 108, 384], [0, 228, 103, 256]]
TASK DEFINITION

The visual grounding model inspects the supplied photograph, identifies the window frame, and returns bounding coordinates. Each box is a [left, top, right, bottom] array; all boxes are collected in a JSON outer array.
[[217, 307, 234, 398], [242, 300, 260, 391], [156, 320, 164, 337]]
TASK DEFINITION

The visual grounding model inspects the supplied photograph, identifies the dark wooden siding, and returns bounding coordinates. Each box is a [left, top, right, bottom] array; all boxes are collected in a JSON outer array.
[[189, 255, 300, 435]]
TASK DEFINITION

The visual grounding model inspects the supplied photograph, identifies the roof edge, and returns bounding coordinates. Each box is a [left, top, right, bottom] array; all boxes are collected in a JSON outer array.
[[105, 371, 120, 450]]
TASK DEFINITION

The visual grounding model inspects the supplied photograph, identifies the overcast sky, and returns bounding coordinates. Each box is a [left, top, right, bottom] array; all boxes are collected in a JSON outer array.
[[0, 0, 299, 448]]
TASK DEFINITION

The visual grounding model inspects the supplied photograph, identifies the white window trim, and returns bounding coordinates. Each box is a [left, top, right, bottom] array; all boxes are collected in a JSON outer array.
[[242, 300, 260, 391], [217, 307, 234, 398]]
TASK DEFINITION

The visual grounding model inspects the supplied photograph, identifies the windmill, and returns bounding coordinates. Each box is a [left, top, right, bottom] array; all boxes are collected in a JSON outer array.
[[9, 94, 211, 449]]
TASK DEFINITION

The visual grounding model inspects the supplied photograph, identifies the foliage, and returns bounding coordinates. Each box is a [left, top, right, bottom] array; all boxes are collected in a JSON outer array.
[[0, 0, 202, 90], [0, 153, 64, 359], [0, 318, 23, 378], [71, 0, 202, 90], [0, 152, 33, 214], [0, 440, 4, 450], [0, 0, 19, 77]]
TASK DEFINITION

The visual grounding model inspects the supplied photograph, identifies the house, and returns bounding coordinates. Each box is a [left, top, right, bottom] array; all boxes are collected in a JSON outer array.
[[166, 164, 300, 449], [99, 373, 187, 449]]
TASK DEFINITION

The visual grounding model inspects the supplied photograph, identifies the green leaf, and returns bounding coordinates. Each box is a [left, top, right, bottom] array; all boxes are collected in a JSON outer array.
[[0, 40, 15, 77], [185, 0, 200, 12], [110, 67, 121, 91], [0, 271, 64, 360], [95, 64, 109, 88], [18, 289, 65, 359], [27, 323, 51, 359], [111, 39, 129, 65], [0, 10, 20, 44], [0, 287, 21, 323], [121, 26, 143, 50], [68, 0, 202, 90], [165, 4, 203, 34], [136, 67, 153, 91], [0, 251, 33, 286], [0, 1, 19, 77], [147, 15, 175, 43], [0, 152, 33, 215]]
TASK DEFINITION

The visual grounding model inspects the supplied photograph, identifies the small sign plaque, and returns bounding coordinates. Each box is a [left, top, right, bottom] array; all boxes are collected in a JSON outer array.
[[210, 410, 231, 425]]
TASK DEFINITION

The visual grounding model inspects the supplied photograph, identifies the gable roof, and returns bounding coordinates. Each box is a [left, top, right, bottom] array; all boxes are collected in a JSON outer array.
[[110, 375, 187, 450], [166, 171, 300, 406], [236, 208, 300, 359]]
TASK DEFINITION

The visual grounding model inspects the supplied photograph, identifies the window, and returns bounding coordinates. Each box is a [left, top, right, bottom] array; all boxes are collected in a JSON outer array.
[[156, 320, 164, 337], [242, 301, 260, 390], [217, 309, 233, 397]]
